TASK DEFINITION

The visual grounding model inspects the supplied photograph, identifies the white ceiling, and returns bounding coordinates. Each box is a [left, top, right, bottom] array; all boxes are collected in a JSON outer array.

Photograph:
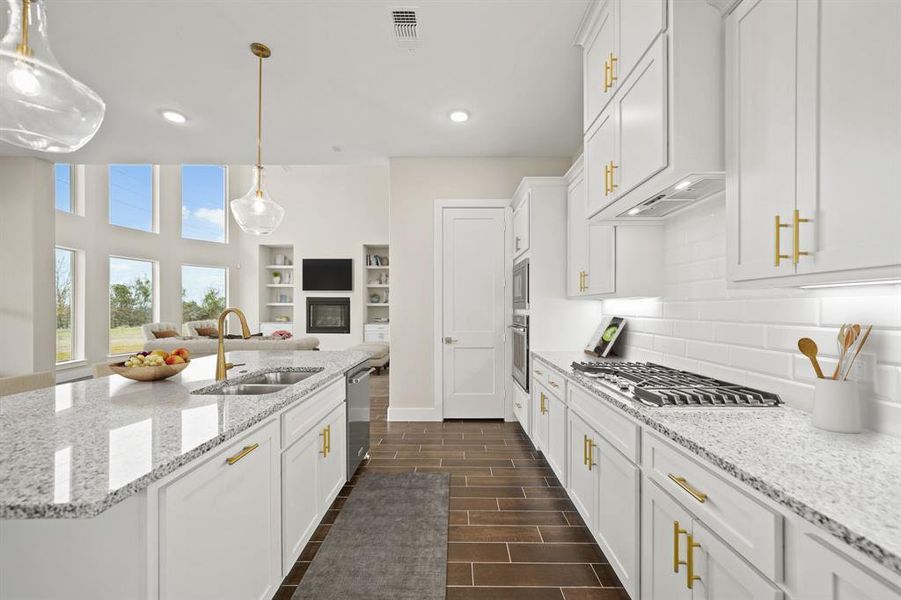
[[2, 0, 588, 164]]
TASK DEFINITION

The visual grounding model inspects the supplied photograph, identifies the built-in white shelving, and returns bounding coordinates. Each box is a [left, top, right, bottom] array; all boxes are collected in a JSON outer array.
[[363, 244, 390, 342], [259, 245, 295, 334]]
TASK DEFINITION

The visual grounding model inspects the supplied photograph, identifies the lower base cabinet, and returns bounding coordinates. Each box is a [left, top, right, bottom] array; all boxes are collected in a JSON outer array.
[[282, 404, 346, 572], [567, 410, 639, 600], [642, 479, 783, 600], [799, 531, 901, 600], [159, 421, 281, 600]]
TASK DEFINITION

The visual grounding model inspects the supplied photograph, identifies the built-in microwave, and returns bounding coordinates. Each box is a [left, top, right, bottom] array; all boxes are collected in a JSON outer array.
[[512, 258, 529, 311]]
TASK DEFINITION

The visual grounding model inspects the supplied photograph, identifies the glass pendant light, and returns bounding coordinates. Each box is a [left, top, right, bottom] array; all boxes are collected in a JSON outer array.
[[230, 42, 285, 236], [0, 0, 105, 152]]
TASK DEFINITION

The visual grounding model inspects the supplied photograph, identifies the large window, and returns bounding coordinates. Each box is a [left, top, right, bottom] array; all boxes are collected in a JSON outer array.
[[109, 257, 154, 355], [55, 248, 77, 362], [109, 165, 153, 232], [55, 164, 73, 212], [181, 165, 226, 243], [181, 265, 227, 322]]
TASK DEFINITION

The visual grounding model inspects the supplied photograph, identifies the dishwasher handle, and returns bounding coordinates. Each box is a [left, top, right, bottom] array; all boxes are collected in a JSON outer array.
[[350, 368, 376, 385]]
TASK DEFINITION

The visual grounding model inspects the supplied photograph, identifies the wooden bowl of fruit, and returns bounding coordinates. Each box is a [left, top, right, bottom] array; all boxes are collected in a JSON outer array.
[[109, 348, 191, 382]]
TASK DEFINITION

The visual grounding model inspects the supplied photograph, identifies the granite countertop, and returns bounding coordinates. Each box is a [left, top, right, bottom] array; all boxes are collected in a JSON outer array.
[[533, 350, 901, 577], [0, 350, 369, 520]]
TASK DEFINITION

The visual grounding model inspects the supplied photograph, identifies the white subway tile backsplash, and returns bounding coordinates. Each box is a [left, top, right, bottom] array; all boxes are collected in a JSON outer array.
[[714, 323, 766, 347], [821, 294, 901, 329], [602, 198, 901, 433], [654, 336, 686, 356]]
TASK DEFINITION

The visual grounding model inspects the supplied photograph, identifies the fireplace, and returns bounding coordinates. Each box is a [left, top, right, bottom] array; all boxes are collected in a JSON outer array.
[[306, 297, 351, 334]]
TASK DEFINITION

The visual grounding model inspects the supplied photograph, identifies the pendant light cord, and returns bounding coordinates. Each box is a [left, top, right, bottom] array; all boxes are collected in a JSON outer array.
[[256, 52, 263, 193], [17, 0, 32, 56]]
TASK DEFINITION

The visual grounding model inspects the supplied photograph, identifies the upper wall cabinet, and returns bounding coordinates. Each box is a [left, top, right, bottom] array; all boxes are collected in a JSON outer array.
[[513, 190, 531, 259], [576, 0, 724, 221], [726, 0, 901, 285]]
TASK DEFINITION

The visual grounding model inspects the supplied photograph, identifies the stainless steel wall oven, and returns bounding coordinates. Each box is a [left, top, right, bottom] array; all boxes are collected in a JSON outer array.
[[511, 314, 529, 392]]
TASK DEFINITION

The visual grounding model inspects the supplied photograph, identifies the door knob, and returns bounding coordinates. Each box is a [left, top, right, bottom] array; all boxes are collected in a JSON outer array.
[[444, 337, 458, 344]]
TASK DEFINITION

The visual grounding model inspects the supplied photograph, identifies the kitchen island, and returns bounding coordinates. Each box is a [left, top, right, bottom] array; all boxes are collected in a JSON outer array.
[[0, 350, 369, 600]]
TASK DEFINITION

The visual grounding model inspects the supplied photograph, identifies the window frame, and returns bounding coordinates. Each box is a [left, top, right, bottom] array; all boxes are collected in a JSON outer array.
[[54, 164, 77, 214], [54, 246, 82, 364], [179, 164, 229, 244], [107, 255, 159, 357], [107, 164, 158, 234], [180, 263, 229, 323]]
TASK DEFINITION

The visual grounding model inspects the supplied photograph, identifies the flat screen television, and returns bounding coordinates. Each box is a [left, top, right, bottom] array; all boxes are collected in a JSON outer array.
[[302, 259, 353, 291]]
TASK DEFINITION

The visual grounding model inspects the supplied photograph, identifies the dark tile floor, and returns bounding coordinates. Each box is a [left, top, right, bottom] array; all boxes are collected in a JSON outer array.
[[274, 374, 629, 600]]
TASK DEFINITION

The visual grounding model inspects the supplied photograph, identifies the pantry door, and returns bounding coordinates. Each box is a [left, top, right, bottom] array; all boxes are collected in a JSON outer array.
[[440, 206, 507, 419]]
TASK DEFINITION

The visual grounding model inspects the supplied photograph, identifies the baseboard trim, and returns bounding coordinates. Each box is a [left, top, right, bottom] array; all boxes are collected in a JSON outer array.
[[387, 406, 442, 422]]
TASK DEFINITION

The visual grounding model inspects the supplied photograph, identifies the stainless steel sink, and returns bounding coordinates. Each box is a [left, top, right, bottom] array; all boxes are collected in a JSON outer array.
[[211, 383, 287, 396], [241, 369, 322, 386]]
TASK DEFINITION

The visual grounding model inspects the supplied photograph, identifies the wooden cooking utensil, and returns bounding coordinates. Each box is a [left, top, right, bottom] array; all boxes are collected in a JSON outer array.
[[842, 325, 873, 381], [797, 338, 825, 379]]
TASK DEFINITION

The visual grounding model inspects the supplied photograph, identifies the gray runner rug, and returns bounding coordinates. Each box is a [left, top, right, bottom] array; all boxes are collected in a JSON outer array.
[[292, 472, 450, 600]]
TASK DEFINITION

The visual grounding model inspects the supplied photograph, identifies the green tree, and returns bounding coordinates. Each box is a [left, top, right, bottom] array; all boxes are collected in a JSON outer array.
[[55, 253, 71, 329]]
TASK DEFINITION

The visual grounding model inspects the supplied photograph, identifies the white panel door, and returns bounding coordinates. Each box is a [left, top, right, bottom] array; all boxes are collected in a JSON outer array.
[[160, 422, 280, 600], [281, 424, 321, 572], [691, 520, 784, 600], [615, 34, 668, 198], [798, 533, 901, 600], [727, 0, 798, 280], [641, 479, 693, 600], [567, 175, 589, 297], [545, 391, 567, 485], [586, 223, 616, 296], [584, 0, 616, 130], [442, 207, 506, 419], [595, 437, 640, 600], [585, 107, 618, 218], [616, 0, 666, 86], [795, 0, 901, 275], [317, 404, 347, 512], [567, 411, 598, 531]]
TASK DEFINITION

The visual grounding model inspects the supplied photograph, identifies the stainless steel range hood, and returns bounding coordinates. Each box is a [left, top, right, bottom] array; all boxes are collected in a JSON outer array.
[[616, 173, 725, 219]]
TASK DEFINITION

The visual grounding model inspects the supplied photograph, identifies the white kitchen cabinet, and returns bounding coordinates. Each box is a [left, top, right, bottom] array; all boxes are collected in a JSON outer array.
[[582, 0, 616, 131], [586, 224, 616, 296], [281, 421, 322, 571], [545, 389, 567, 486], [616, 0, 666, 87], [595, 436, 640, 599], [317, 404, 347, 510], [512, 380, 530, 437], [614, 35, 667, 200], [567, 166, 589, 297], [691, 520, 783, 600], [531, 384, 549, 455], [799, 531, 901, 600], [513, 192, 530, 258], [567, 410, 597, 530], [159, 421, 281, 600], [727, 0, 901, 284], [642, 479, 693, 600], [585, 107, 618, 218]]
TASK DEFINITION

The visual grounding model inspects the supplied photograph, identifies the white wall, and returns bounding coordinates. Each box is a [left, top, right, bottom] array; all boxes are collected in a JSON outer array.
[[231, 165, 389, 351], [55, 165, 241, 376], [604, 196, 901, 434], [388, 157, 572, 416], [0, 158, 55, 377]]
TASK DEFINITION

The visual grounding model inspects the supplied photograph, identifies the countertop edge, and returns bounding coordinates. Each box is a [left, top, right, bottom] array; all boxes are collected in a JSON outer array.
[[531, 350, 901, 578], [0, 357, 368, 521]]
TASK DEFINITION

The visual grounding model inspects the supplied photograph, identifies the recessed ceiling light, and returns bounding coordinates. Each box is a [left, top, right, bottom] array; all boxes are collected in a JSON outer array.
[[160, 109, 187, 124], [449, 110, 470, 123]]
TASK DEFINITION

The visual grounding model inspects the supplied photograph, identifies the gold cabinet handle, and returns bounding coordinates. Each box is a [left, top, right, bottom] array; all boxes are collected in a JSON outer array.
[[587, 438, 597, 471], [320, 425, 330, 456], [673, 521, 688, 573], [583, 434, 589, 466], [608, 161, 618, 193], [549, 381, 559, 389], [534, 368, 543, 376], [668, 474, 708, 503], [774, 214, 791, 266], [608, 53, 618, 89], [540, 392, 548, 414], [603, 57, 611, 91], [326, 424, 331, 455], [225, 443, 259, 465], [686, 533, 702, 589], [792, 209, 811, 264], [604, 163, 611, 195]]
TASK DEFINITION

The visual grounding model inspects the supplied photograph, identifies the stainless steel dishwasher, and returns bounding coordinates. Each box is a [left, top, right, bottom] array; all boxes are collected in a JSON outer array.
[[345, 365, 372, 479]]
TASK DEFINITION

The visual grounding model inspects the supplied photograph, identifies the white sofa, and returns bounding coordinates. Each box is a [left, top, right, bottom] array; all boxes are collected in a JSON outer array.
[[140, 321, 319, 356]]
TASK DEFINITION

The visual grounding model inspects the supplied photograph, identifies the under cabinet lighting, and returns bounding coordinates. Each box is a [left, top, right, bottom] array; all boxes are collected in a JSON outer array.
[[674, 179, 693, 190], [449, 110, 470, 123], [800, 279, 901, 289]]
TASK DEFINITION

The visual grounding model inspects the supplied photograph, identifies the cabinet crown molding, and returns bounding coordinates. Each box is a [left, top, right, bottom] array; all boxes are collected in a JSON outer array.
[[573, 0, 608, 47]]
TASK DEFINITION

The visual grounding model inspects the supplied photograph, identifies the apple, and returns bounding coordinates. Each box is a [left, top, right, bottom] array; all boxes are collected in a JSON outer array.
[[165, 355, 185, 365], [151, 350, 169, 359], [172, 347, 190, 360]]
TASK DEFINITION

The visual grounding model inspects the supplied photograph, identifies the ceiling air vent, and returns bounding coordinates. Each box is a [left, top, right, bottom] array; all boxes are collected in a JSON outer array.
[[391, 8, 420, 49]]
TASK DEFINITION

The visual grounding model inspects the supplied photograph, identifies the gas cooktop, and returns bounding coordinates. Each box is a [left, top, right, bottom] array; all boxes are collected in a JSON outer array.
[[571, 361, 782, 408]]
